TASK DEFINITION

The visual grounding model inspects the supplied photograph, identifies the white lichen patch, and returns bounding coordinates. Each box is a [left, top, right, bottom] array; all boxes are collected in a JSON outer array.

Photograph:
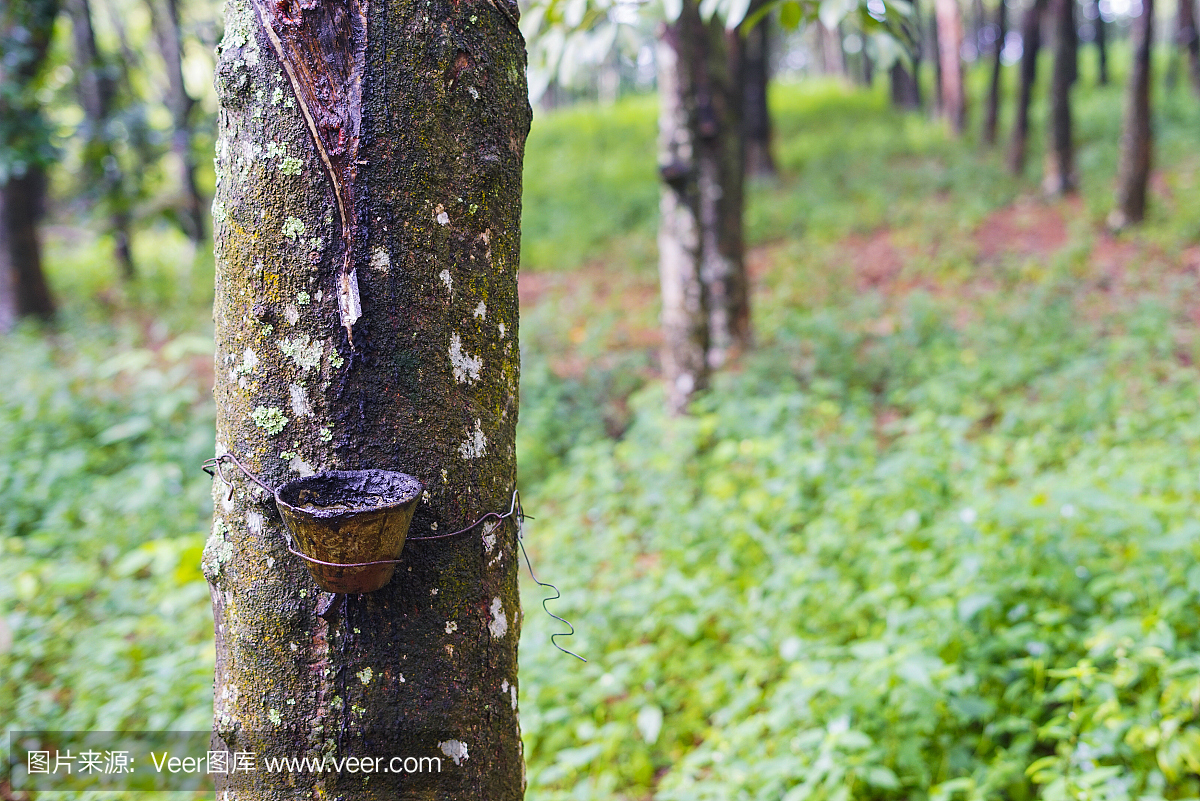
[[435, 204, 450, 226], [289, 454, 315, 476], [473, 301, 487, 320], [236, 347, 258, 375], [284, 304, 300, 326], [282, 217, 306, 241], [246, 511, 264, 536], [289, 384, 312, 418], [449, 334, 482, 384], [510, 684, 517, 709], [252, 406, 288, 435], [280, 335, 323, 371], [498, 322, 506, 339], [356, 667, 373, 685], [268, 708, 282, 726], [370, 247, 390, 272], [439, 740, 468, 766], [459, 419, 487, 459], [488, 596, 508, 639], [445, 620, 458, 634], [483, 527, 497, 554], [439, 269, 453, 295]]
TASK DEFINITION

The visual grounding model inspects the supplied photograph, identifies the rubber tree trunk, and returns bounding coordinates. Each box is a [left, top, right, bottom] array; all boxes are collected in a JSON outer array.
[[740, 1, 776, 178], [147, 0, 206, 243], [66, 0, 136, 279], [936, 0, 967, 133], [1043, 0, 1076, 194], [1109, 0, 1154, 229], [1008, 0, 1044, 173], [983, 0, 1007, 144], [1093, 0, 1108, 85], [1179, 0, 1200, 95], [206, 0, 529, 795], [0, 0, 59, 330], [656, 2, 749, 414]]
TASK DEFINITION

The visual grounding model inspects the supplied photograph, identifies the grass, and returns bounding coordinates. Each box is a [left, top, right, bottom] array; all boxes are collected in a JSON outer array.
[[6, 53, 1200, 801]]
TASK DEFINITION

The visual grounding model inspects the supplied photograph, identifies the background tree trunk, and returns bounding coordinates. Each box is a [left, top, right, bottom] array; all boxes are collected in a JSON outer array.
[[66, 0, 136, 279], [1178, 0, 1200, 95], [983, 0, 1008, 144], [706, 21, 749, 369], [658, 7, 711, 414], [1043, 0, 1076, 194], [0, 169, 57, 329], [936, 0, 967, 133], [207, 0, 529, 795], [1093, 0, 1108, 84], [147, 0, 206, 243], [657, 2, 749, 413], [891, 60, 923, 108], [740, 2, 776, 178], [1008, 0, 1043, 173], [1110, 0, 1154, 228], [931, 5, 945, 113], [0, 0, 60, 328]]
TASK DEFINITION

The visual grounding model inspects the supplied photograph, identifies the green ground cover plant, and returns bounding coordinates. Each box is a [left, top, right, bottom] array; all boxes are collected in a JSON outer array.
[[5, 65, 1200, 800]]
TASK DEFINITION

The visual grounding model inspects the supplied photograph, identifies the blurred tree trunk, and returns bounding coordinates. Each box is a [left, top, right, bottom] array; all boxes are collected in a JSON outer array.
[[937, 0, 966, 133], [1109, 0, 1153, 228], [983, 0, 1007, 144], [66, 0, 136, 279], [0, 0, 59, 329], [206, 0, 529, 795], [1008, 0, 1044, 173], [147, 0, 206, 243], [890, 60, 923, 108], [1043, 0, 1076, 194], [1178, 0, 1200, 95], [657, 1, 748, 413], [1093, 0, 1108, 84], [930, 6, 945, 112], [740, 1, 777, 177]]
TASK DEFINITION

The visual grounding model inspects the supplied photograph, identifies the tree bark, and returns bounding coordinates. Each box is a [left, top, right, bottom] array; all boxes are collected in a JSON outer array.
[[1008, 0, 1044, 173], [1109, 0, 1153, 229], [1179, 0, 1200, 95], [147, 0, 206, 243], [0, 0, 59, 328], [740, 2, 776, 178], [936, 0, 967, 134], [206, 0, 530, 795], [1093, 0, 1108, 85], [983, 0, 1007, 144], [1043, 0, 1076, 194], [66, 0, 136, 279]]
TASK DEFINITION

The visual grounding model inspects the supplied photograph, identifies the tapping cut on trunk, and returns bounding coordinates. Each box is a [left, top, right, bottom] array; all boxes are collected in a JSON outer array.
[[251, 0, 367, 345]]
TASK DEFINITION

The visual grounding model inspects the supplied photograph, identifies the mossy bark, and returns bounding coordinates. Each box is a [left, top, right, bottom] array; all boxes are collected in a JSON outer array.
[[206, 0, 530, 795]]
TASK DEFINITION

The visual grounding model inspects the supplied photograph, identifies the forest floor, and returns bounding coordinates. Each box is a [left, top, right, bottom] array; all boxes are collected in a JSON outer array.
[[7, 70, 1200, 801]]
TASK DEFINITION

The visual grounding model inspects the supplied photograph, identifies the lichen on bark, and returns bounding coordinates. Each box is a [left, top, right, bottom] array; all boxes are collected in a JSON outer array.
[[209, 0, 530, 795]]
